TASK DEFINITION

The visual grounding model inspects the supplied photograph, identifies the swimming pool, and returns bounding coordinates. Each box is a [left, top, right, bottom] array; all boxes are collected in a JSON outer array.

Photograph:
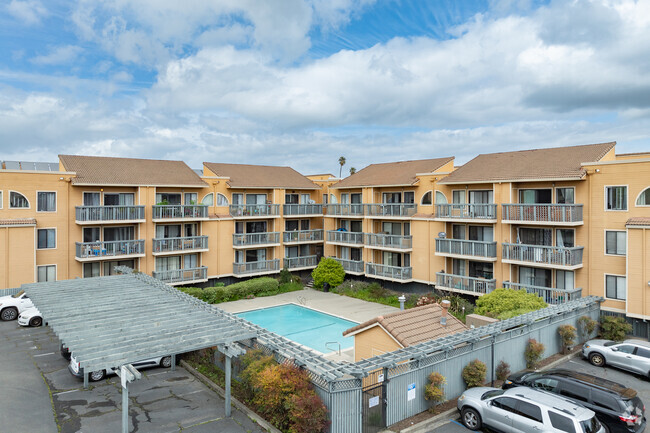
[[237, 304, 357, 354]]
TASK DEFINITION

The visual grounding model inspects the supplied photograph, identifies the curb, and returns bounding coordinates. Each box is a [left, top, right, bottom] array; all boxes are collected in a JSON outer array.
[[180, 360, 281, 433]]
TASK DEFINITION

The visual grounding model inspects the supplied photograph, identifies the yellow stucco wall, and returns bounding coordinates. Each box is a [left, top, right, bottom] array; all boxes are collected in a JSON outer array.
[[351, 325, 401, 362]]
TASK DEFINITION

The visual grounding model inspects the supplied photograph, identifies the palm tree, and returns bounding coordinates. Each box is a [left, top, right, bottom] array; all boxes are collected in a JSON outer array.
[[349, 167, 356, 175], [338, 156, 346, 178]]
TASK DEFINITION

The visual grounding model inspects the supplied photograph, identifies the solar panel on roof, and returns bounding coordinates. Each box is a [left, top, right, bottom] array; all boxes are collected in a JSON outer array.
[[35, 162, 51, 171], [21, 162, 37, 170], [4, 161, 20, 169]]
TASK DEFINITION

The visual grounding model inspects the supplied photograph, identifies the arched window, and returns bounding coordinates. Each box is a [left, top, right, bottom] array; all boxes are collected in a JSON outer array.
[[201, 193, 213, 206], [636, 187, 650, 206], [421, 191, 432, 205], [9, 191, 29, 208], [435, 191, 448, 204], [217, 193, 229, 206]]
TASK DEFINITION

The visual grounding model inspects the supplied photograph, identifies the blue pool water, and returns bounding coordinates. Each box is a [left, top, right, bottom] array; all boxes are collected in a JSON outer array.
[[237, 304, 357, 354]]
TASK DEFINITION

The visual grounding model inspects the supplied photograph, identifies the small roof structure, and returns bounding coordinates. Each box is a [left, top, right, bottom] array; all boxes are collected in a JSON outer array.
[[59, 155, 207, 187], [627, 217, 650, 228], [0, 218, 36, 227], [439, 142, 615, 184], [332, 157, 454, 189], [343, 304, 468, 347], [203, 162, 320, 189]]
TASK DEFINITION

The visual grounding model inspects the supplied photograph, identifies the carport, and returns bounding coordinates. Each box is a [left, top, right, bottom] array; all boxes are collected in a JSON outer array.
[[22, 268, 258, 433]]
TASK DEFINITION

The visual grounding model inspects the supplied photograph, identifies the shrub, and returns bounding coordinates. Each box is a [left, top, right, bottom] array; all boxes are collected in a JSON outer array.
[[178, 287, 204, 300], [462, 360, 487, 388], [525, 339, 545, 369], [424, 372, 446, 405], [279, 267, 292, 285], [557, 325, 577, 353], [577, 315, 598, 342], [599, 316, 632, 341], [495, 360, 511, 382], [475, 288, 547, 320], [227, 277, 279, 297], [311, 257, 345, 290]]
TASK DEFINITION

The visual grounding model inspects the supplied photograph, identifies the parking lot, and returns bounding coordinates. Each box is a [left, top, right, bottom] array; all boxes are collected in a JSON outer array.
[[0, 320, 267, 433], [429, 355, 650, 432]]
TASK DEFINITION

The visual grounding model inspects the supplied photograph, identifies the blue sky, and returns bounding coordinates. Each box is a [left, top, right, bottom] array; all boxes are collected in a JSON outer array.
[[1, 0, 649, 175]]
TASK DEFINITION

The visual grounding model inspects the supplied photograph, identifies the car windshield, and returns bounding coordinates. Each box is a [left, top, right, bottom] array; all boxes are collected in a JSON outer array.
[[481, 390, 504, 400], [11, 290, 25, 298], [580, 416, 602, 433]]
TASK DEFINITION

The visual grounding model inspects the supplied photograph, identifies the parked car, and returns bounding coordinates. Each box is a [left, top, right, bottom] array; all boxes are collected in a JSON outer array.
[[504, 369, 646, 433], [68, 353, 174, 381], [583, 339, 650, 377], [457, 386, 604, 432], [60, 344, 71, 360], [17, 307, 43, 327], [0, 290, 34, 321]]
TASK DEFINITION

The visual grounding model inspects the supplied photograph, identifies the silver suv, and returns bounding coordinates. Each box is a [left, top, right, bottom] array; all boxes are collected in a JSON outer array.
[[458, 386, 605, 432], [583, 339, 650, 377]]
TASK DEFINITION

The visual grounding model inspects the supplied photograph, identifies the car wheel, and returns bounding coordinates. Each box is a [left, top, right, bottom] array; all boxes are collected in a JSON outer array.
[[461, 407, 482, 431], [1, 307, 18, 321], [589, 352, 606, 367], [160, 356, 172, 368], [90, 370, 106, 381], [29, 316, 42, 327]]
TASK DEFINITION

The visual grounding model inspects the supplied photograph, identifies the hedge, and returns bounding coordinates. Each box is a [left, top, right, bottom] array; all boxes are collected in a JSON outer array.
[[178, 277, 280, 304]]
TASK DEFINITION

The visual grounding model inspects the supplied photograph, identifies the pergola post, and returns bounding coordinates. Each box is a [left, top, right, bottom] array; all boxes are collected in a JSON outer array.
[[171, 354, 176, 371], [122, 382, 129, 433], [225, 354, 232, 417], [83, 371, 88, 389], [217, 343, 246, 418]]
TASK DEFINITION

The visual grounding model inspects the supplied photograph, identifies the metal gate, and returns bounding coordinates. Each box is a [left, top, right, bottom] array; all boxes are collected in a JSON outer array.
[[362, 369, 386, 433]]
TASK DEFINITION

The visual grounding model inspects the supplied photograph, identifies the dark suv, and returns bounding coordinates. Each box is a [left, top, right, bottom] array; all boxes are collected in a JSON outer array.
[[503, 369, 646, 433]]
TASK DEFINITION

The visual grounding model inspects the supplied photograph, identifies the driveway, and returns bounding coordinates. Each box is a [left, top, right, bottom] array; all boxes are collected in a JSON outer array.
[[0, 320, 266, 433]]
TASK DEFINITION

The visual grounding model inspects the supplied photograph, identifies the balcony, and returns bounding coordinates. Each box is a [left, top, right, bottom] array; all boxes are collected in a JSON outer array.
[[434, 204, 497, 222], [503, 281, 582, 305], [365, 203, 417, 218], [365, 263, 412, 282], [283, 204, 323, 216], [435, 239, 497, 261], [435, 272, 496, 295], [283, 229, 324, 244], [153, 266, 208, 285], [502, 204, 583, 226], [365, 233, 412, 250], [152, 205, 208, 221], [233, 232, 280, 248], [152, 236, 208, 255], [75, 205, 145, 225], [229, 204, 280, 218], [284, 255, 318, 270], [75, 240, 145, 261], [233, 259, 281, 276], [325, 204, 364, 217], [326, 230, 364, 246], [502, 243, 584, 269], [333, 258, 364, 274]]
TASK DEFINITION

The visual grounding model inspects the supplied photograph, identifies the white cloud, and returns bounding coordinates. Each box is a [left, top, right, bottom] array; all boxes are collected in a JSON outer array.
[[31, 45, 83, 66], [6, 0, 47, 26]]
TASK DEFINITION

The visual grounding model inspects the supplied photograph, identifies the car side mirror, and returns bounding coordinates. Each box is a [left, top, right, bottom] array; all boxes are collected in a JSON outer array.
[[611, 347, 619, 352]]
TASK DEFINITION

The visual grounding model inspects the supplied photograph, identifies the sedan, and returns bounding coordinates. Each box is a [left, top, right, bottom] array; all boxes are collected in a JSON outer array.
[[17, 307, 43, 327], [68, 353, 174, 381], [583, 339, 650, 377]]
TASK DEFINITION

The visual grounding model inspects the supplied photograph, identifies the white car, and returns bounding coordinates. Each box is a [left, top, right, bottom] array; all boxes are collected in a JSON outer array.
[[68, 353, 174, 382], [18, 307, 43, 327], [0, 290, 34, 321]]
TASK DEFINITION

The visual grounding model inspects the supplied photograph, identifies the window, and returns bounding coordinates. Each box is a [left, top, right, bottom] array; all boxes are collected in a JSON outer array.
[[155, 193, 180, 205], [37, 192, 56, 212], [246, 194, 266, 204], [452, 190, 466, 204], [469, 261, 493, 279], [37, 229, 56, 249], [516, 401, 543, 423], [83, 262, 100, 278], [83, 192, 100, 206], [606, 275, 626, 300], [592, 393, 620, 411], [9, 191, 29, 208], [452, 258, 465, 276], [519, 227, 552, 246], [556, 270, 574, 290], [217, 193, 229, 206], [232, 193, 243, 205], [469, 226, 493, 242], [383, 192, 401, 203], [157, 224, 182, 239], [636, 347, 650, 359], [469, 190, 493, 204], [549, 412, 576, 433], [606, 186, 627, 210], [285, 193, 299, 204], [351, 193, 362, 204], [435, 191, 447, 204], [452, 224, 465, 240], [520, 266, 551, 288], [532, 378, 558, 392], [104, 259, 135, 276], [201, 193, 213, 206], [559, 383, 589, 403], [637, 187, 650, 206], [83, 227, 100, 243], [104, 226, 134, 241], [421, 191, 432, 205], [37, 265, 56, 282], [105, 193, 135, 206], [184, 193, 197, 205], [519, 189, 551, 204], [0, 191, 2, 209], [156, 256, 181, 271], [404, 191, 414, 204], [615, 344, 635, 354], [491, 397, 518, 413], [606, 231, 626, 255], [556, 188, 575, 204], [556, 229, 574, 248]]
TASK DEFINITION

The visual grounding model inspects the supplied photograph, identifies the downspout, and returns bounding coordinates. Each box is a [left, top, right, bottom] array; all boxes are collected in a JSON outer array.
[[66, 178, 71, 279]]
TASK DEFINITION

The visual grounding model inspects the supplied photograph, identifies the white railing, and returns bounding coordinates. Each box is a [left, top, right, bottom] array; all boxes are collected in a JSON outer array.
[[233, 259, 281, 275], [75, 205, 145, 222], [365, 203, 417, 217], [283, 229, 324, 243], [153, 266, 207, 283], [326, 230, 364, 245], [233, 232, 280, 246], [503, 281, 582, 305], [153, 236, 208, 253], [365, 233, 412, 249], [434, 203, 497, 220], [152, 205, 208, 219], [502, 204, 583, 223], [75, 240, 145, 259], [284, 255, 318, 269], [435, 238, 497, 258], [435, 272, 496, 294], [325, 204, 365, 216], [365, 263, 412, 280], [333, 258, 364, 273], [229, 204, 280, 217], [283, 204, 323, 215], [502, 243, 584, 267]]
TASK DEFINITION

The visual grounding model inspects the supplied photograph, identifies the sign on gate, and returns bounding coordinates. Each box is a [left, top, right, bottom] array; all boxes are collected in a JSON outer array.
[[407, 383, 416, 401]]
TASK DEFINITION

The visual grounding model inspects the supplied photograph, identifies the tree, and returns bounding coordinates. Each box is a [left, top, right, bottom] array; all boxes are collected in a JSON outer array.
[[338, 156, 346, 178], [349, 167, 356, 175], [311, 257, 345, 290], [475, 288, 547, 320]]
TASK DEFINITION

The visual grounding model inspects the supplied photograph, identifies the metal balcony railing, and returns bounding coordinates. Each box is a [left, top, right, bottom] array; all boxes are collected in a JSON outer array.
[[365, 233, 412, 249], [365, 203, 417, 217], [75, 240, 145, 259], [333, 258, 364, 273], [434, 203, 497, 220], [502, 204, 583, 224], [325, 204, 365, 216], [283, 229, 324, 243], [326, 230, 364, 245], [435, 238, 497, 258], [435, 272, 496, 294], [75, 205, 145, 222], [153, 236, 208, 253], [229, 204, 280, 217], [153, 266, 207, 284], [502, 243, 584, 267], [284, 255, 318, 269], [233, 259, 281, 275], [283, 204, 323, 216], [152, 205, 208, 219], [365, 263, 412, 280], [503, 281, 582, 305], [233, 232, 280, 247]]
